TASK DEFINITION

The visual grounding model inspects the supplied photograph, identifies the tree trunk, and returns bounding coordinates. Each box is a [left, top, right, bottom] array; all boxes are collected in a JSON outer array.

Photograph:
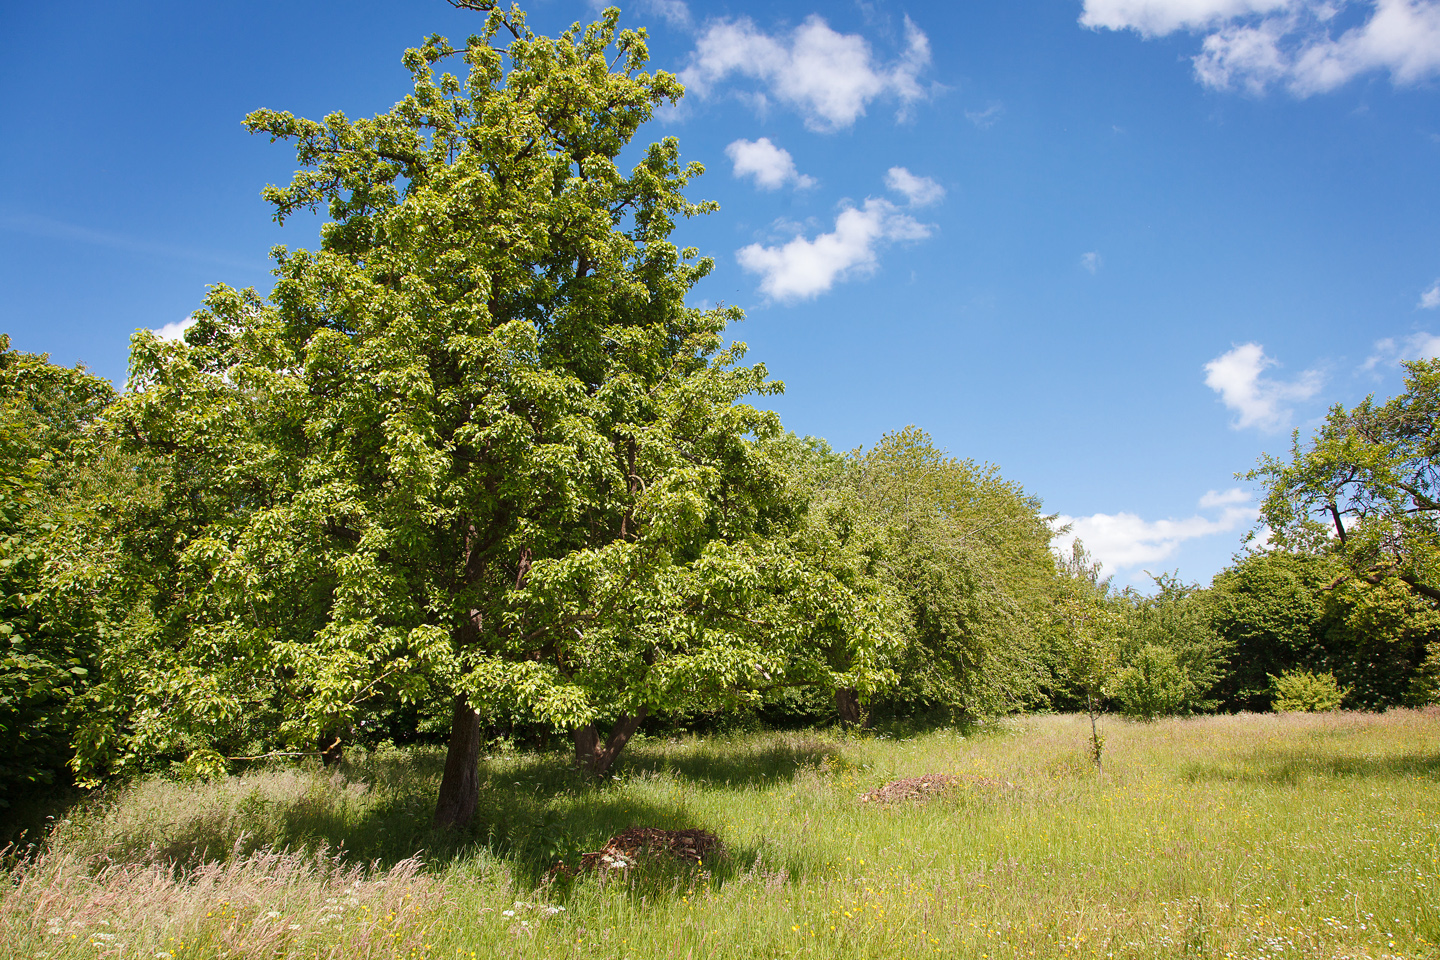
[[836, 687, 864, 728], [318, 732, 344, 768], [572, 707, 648, 778], [434, 695, 482, 829]]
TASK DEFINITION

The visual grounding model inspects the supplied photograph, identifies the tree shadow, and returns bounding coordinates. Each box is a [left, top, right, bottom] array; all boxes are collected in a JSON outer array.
[[620, 733, 833, 788], [38, 735, 831, 895], [1, 783, 90, 853], [1182, 750, 1440, 785]]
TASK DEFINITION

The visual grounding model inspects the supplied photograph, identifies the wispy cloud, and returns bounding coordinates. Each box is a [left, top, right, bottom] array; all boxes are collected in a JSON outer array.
[[1198, 487, 1253, 508], [737, 197, 932, 301], [884, 167, 945, 207], [1203, 342, 1322, 431], [1053, 488, 1258, 575], [725, 138, 816, 190], [1080, 251, 1102, 274], [1, 212, 263, 271], [1080, 0, 1440, 96], [964, 103, 1004, 128], [679, 15, 932, 130], [1363, 330, 1440, 370], [589, 0, 692, 29]]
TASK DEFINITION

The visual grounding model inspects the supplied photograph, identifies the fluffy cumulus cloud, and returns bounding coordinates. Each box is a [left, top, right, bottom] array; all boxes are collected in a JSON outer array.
[[725, 138, 816, 190], [884, 167, 945, 207], [737, 198, 932, 301], [1203, 342, 1322, 431], [1053, 489, 1259, 574], [1421, 280, 1440, 309], [680, 15, 931, 130], [152, 316, 198, 341], [1080, 0, 1440, 95], [1080, 251, 1102, 274]]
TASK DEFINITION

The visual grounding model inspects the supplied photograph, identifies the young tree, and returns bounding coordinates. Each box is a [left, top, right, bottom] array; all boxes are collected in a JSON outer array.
[[1050, 542, 1120, 773], [86, 3, 891, 827]]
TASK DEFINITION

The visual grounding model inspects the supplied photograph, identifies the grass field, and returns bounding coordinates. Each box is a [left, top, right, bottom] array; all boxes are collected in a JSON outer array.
[[2, 710, 1437, 959]]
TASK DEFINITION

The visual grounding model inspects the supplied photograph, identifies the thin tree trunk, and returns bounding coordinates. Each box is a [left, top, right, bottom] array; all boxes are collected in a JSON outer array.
[[434, 695, 482, 828], [836, 687, 864, 728], [572, 708, 648, 778], [1088, 693, 1103, 776]]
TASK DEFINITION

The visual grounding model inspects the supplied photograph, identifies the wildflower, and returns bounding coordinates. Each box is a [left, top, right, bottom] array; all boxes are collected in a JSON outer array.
[[502, 910, 516, 918]]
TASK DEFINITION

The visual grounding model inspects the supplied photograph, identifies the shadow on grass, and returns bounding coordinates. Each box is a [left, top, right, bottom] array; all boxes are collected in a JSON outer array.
[[43, 735, 830, 894], [1183, 750, 1440, 785], [620, 735, 832, 788]]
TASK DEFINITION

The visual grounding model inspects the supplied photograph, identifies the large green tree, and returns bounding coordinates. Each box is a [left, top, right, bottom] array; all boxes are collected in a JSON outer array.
[[827, 427, 1057, 723], [86, 3, 890, 827], [1251, 357, 1440, 603]]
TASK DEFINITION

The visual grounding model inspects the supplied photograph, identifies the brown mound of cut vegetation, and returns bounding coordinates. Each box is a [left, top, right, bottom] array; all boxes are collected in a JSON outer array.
[[859, 773, 1014, 803], [577, 827, 724, 872]]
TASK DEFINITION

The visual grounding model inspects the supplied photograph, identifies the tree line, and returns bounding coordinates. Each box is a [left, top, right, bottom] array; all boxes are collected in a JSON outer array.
[[3, 1, 1437, 823]]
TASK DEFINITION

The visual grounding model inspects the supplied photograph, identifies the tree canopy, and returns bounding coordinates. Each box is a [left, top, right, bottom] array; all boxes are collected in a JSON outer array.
[[0, 336, 114, 800]]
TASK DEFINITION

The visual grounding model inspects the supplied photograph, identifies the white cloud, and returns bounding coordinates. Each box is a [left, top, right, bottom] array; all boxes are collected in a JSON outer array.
[[152, 316, 198, 342], [1081, 0, 1440, 96], [884, 167, 945, 207], [1203, 342, 1323, 431], [1362, 330, 1440, 369], [1421, 280, 1440, 309], [680, 15, 931, 130], [736, 197, 931, 301], [1081, 251, 1103, 274], [725, 138, 816, 190], [1053, 490, 1258, 574]]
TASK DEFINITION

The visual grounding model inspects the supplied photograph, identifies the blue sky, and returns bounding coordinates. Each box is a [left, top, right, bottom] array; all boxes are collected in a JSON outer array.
[[3, 0, 1439, 587]]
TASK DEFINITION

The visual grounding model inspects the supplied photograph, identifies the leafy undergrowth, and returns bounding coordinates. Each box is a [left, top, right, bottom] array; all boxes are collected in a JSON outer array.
[[2, 713, 1438, 959]]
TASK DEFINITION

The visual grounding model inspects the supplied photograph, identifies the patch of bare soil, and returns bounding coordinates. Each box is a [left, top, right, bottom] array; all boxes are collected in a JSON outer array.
[[575, 827, 725, 873], [859, 773, 1014, 804]]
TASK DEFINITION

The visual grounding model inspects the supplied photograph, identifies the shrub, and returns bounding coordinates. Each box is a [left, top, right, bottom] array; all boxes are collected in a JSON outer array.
[[1407, 642, 1440, 706], [1112, 644, 1192, 720], [1269, 669, 1348, 712]]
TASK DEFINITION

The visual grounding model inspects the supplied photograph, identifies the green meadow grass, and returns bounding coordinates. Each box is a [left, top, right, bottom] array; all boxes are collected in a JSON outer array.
[[3, 710, 1437, 959]]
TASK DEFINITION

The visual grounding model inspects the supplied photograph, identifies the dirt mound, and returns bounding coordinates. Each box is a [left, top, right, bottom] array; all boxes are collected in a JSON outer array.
[[577, 827, 724, 872], [859, 773, 1014, 804]]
